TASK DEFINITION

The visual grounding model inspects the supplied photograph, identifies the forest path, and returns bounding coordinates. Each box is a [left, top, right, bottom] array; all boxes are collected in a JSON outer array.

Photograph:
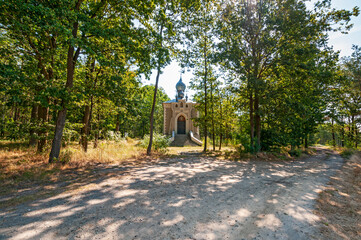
[[0, 149, 343, 240]]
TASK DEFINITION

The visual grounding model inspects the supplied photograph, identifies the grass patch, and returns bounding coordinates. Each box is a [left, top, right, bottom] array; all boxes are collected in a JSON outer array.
[[0, 139, 144, 184], [340, 148, 358, 159], [315, 152, 361, 240]]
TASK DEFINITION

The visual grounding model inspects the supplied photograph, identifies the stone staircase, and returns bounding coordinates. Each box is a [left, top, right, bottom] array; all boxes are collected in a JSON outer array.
[[170, 134, 199, 147]]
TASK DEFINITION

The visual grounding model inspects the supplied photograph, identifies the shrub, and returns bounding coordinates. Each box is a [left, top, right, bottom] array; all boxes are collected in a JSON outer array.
[[105, 131, 123, 142], [139, 133, 170, 152], [288, 149, 302, 157], [340, 149, 356, 159]]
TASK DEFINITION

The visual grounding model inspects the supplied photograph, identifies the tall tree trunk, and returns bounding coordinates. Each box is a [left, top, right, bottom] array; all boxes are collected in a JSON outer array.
[[210, 81, 215, 151], [37, 104, 49, 153], [29, 104, 38, 146], [355, 125, 358, 149], [80, 57, 96, 152], [351, 114, 355, 146], [254, 93, 261, 151], [332, 118, 336, 147], [115, 115, 120, 132], [146, 66, 160, 155], [304, 134, 308, 149], [49, 4, 81, 162], [341, 126, 345, 147], [249, 91, 254, 151], [219, 99, 223, 151], [147, 24, 164, 156], [219, 133, 222, 151], [203, 36, 208, 153], [81, 105, 91, 152]]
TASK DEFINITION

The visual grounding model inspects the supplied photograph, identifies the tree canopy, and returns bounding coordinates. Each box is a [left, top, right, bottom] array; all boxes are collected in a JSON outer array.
[[0, 0, 359, 160]]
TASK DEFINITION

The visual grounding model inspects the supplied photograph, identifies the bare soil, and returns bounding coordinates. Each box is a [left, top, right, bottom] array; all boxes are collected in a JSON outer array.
[[0, 148, 344, 240], [315, 152, 361, 240]]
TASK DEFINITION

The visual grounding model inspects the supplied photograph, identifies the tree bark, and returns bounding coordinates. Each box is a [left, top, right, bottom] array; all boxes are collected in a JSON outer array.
[[115, 113, 120, 132], [29, 104, 38, 146], [49, 1, 82, 162], [37, 104, 49, 153], [219, 98, 223, 151], [249, 91, 254, 151], [210, 81, 215, 151], [341, 125, 345, 147], [355, 125, 358, 149], [146, 23, 164, 156], [254, 93, 261, 151], [331, 118, 336, 147], [81, 105, 91, 152], [203, 35, 208, 153], [219, 133, 222, 151]]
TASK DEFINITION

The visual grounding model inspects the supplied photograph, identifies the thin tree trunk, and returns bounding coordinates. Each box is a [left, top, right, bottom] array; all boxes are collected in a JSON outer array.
[[355, 125, 358, 149], [305, 134, 308, 148], [351, 114, 355, 146], [147, 23, 164, 156], [49, 2, 81, 162], [37, 104, 49, 153], [81, 105, 91, 152], [146, 66, 160, 155], [115, 113, 120, 132], [29, 104, 38, 146], [254, 93, 261, 151], [80, 59, 97, 152], [203, 36, 208, 153], [249, 91, 254, 151], [332, 118, 336, 147], [210, 81, 215, 151], [219, 133, 222, 151], [219, 99, 223, 151], [341, 126, 345, 147]]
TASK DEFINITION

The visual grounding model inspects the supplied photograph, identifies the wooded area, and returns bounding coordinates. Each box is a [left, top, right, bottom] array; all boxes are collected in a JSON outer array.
[[0, 0, 360, 162]]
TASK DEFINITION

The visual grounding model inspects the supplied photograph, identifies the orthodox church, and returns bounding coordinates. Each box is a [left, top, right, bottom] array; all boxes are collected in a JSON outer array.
[[163, 77, 202, 146]]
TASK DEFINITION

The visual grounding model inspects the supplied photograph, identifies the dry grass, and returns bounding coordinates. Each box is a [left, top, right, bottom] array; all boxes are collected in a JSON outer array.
[[315, 152, 361, 240], [60, 139, 144, 166], [0, 139, 149, 208], [0, 140, 144, 187]]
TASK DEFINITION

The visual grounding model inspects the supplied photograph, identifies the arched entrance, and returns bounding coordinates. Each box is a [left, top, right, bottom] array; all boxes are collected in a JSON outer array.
[[177, 115, 186, 134]]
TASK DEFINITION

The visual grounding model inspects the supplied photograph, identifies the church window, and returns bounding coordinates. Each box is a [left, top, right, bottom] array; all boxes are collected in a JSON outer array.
[[176, 104, 178, 108], [180, 102, 183, 107], [186, 104, 188, 108]]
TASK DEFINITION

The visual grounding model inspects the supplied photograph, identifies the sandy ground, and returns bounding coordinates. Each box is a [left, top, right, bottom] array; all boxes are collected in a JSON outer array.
[[0, 149, 343, 240]]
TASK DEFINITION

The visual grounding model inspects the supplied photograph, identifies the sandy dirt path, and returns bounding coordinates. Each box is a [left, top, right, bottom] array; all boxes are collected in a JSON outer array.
[[0, 149, 343, 240]]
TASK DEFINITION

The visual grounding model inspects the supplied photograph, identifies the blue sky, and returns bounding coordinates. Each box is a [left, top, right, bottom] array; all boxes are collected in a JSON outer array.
[[143, 0, 361, 100]]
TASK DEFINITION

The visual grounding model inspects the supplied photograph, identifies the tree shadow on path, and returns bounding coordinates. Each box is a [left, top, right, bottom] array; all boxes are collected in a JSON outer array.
[[0, 150, 343, 240]]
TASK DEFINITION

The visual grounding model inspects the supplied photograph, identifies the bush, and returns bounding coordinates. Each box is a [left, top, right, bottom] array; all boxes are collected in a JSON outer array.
[[58, 149, 73, 164], [288, 149, 302, 157], [139, 133, 170, 152], [105, 131, 123, 142], [340, 149, 357, 159]]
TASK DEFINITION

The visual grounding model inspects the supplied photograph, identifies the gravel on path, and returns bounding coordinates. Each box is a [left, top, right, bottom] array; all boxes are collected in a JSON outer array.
[[0, 149, 343, 240]]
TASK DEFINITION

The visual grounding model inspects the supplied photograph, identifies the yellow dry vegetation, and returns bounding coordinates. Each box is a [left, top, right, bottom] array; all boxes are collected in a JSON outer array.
[[0, 139, 144, 186]]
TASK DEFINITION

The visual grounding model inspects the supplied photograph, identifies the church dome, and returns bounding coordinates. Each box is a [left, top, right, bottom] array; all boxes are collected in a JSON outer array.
[[176, 77, 186, 91]]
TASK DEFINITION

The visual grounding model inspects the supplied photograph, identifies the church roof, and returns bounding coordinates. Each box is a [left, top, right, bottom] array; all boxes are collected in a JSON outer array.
[[176, 77, 186, 91], [163, 99, 197, 104]]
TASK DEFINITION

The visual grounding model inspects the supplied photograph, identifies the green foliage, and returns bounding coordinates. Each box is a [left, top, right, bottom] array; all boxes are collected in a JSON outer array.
[[288, 149, 302, 157], [340, 149, 357, 159], [140, 133, 170, 152], [0, 0, 359, 158]]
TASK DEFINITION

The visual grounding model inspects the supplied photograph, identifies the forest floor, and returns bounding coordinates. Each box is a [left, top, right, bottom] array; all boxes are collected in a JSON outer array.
[[0, 147, 357, 240]]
